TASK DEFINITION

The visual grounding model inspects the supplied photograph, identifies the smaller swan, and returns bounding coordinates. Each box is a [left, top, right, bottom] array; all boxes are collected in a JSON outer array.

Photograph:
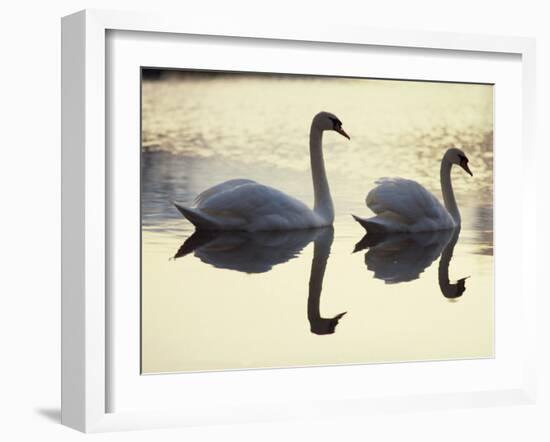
[[352, 147, 473, 233], [173, 111, 350, 232], [352, 228, 467, 299]]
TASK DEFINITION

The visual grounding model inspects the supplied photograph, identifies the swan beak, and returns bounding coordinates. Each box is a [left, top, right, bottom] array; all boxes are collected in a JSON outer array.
[[335, 127, 351, 140], [460, 159, 473, 176]]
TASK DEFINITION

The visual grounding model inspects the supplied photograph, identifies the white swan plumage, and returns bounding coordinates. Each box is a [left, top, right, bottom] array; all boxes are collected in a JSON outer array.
[[174, 112, 350, 231], [353, 147, 473, 233]]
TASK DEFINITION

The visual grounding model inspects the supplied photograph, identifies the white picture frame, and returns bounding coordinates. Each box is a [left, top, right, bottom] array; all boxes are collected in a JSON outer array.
[[61, 9, 537, 433]]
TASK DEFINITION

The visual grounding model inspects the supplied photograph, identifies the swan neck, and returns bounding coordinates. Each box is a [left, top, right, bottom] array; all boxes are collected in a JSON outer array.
[[310, 125, 334, 223], [440, 159, 460, 225], [307, 228, 336, 334], [308, 230, 332, 321], [438, 229, 462, 299], [438, 232, 455, 286]]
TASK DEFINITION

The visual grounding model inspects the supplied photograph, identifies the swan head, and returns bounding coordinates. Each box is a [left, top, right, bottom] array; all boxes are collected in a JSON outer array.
[[446, 147, 473, 176], [310, 312, 347, 335], [313, 111, 350, 140], [443, 277, 468, 299]]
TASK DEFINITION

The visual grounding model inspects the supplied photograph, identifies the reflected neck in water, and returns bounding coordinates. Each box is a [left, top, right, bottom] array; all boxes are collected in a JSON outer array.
[[438, 228, 467, 299], [307, 227, 346, 335]]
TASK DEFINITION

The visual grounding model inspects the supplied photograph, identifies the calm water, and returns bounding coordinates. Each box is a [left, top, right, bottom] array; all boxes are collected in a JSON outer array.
[[141, 73, 494, 374]]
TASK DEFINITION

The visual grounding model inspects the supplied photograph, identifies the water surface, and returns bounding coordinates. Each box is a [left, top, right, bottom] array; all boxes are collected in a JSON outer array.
[[141, 72, 494, 374]]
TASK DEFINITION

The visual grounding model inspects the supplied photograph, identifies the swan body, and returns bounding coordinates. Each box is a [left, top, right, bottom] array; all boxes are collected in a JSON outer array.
[[353, 147, 472, 233], [353, 177, 456, 233], [174, 112, 350, 232], [175, 179, 327, 231]]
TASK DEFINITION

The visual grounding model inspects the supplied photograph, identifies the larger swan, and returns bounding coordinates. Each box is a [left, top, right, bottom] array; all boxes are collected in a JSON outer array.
[[352, 147, 473, 233], [173, 111, 350, 231]]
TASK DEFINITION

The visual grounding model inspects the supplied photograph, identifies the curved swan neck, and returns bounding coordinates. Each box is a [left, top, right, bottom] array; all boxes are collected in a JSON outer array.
[[438, 228, 465, 299], [438, 231, 456, 287], [308, 228, 345, 335], [308, 229, 332, 325], [310, 124, 334, 223], [440, 157, 460, 225]]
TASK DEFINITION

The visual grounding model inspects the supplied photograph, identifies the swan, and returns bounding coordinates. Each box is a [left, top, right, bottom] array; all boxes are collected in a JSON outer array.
[[352, 147, 473, 233], [353, 228, 467, 298], [353, 229, 454, 284], [173, 111, 350, 231], [173, 228, 323, 273], [173, 227, 346, 334], [307, 227, 347, 335], [438, 228, 468, 299]]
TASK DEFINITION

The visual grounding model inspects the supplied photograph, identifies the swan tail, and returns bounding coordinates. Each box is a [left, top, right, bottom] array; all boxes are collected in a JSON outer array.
[[351, 214, 388, 234], [353, 232, 389, 253], [174, 230, 218, 259], [173, 202, 221, 230]]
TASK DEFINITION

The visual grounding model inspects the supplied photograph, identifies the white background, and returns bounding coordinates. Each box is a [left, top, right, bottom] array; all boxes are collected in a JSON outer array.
[[0, 1, 547, 441]]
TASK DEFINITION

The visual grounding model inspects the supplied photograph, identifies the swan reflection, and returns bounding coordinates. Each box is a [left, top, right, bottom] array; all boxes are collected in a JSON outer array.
[[174, 228, 319, 273], [174, 227, 346, 334], [307, 228, 347, 335], [354, 228, 467, 298], [438, 229, 467, 299]]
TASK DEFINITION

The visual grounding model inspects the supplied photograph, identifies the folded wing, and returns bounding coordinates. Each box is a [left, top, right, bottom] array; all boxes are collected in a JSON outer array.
[[177, 179, 317, 231], [363, 178, 454, 232]]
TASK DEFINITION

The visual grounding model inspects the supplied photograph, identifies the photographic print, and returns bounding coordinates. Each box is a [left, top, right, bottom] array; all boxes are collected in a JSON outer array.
[[140, 69, 494, 374]]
